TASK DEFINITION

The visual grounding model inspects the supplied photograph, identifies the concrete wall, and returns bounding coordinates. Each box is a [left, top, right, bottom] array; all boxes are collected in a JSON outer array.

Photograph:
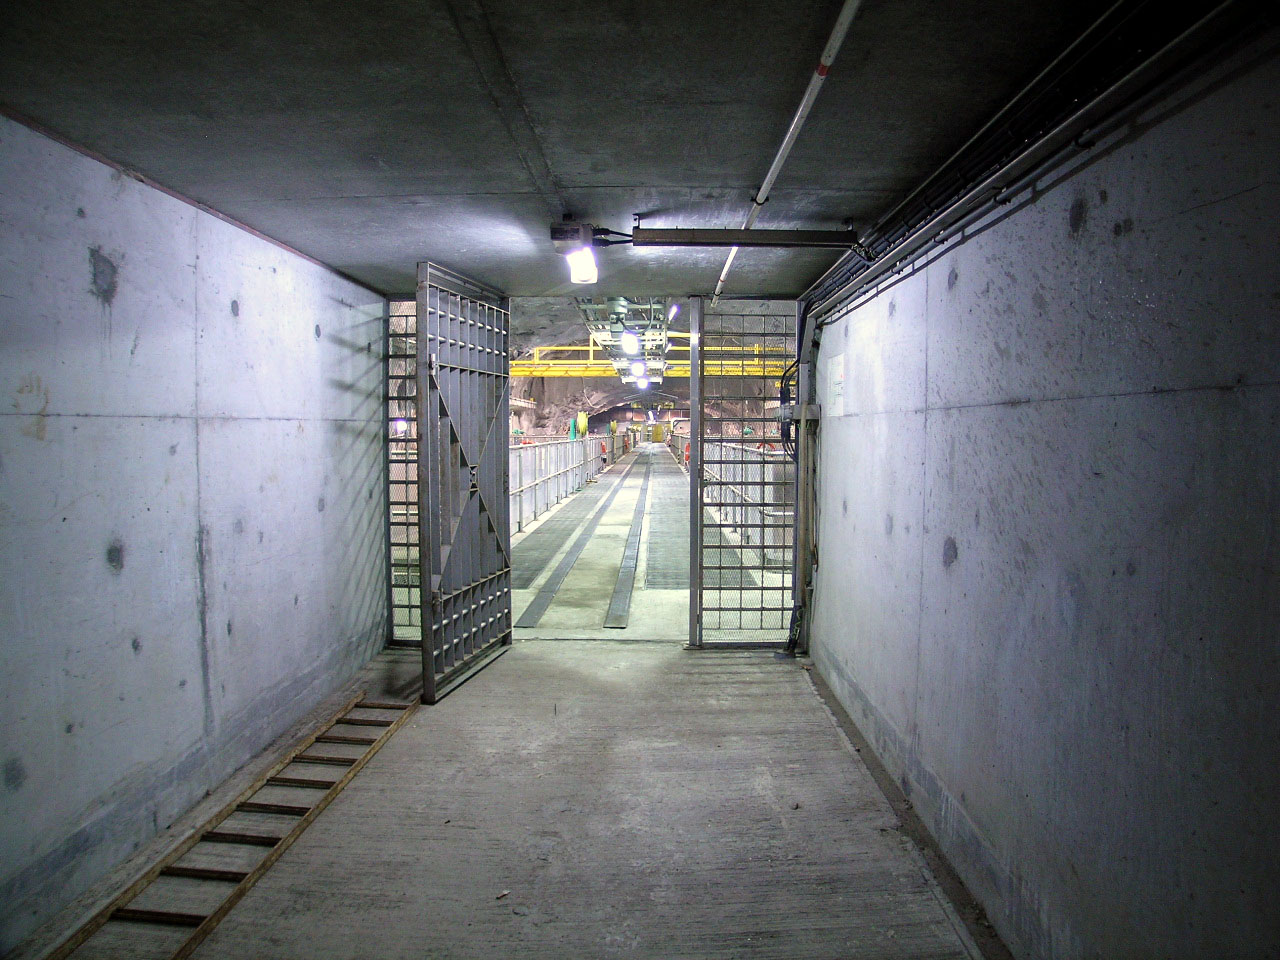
[[809, 44, 1279, 960], [0, 117, 387, 950]]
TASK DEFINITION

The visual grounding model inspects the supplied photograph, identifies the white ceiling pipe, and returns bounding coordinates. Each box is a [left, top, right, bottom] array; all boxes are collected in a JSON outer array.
[[712, 0, 865, 303]]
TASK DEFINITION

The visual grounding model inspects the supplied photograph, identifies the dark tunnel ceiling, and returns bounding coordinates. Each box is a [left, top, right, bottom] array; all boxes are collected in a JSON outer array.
[[1, 0, 1102, 298]]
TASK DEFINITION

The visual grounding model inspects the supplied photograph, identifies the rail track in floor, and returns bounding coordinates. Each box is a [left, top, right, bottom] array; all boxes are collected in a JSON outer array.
[[46, 694, 416, 960]]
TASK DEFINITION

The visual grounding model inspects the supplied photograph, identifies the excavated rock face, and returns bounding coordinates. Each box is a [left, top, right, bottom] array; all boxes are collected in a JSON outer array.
[[507, 298, 793, 434], [512, 375, 688, 434], [509, 298, 588, 355], [510, 296, 689, 433]]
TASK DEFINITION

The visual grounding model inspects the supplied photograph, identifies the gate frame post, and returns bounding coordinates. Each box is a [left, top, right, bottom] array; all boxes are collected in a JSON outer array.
[[687, 296, 704, 649]]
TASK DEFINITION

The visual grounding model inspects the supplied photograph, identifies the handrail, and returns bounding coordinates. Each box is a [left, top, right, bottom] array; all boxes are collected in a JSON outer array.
[[508, 434, 624, 532]]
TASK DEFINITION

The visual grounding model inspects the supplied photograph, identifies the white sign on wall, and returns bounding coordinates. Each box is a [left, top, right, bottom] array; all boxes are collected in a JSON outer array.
[[822, 351, 845, 418]]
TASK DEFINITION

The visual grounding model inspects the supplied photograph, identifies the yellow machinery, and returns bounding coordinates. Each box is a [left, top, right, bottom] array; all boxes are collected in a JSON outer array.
[[510, 332, 789, 378]]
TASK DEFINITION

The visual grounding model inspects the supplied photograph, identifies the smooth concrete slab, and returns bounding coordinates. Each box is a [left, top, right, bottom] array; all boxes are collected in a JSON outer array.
[[809, 47, 1280, 960], [0, 117, 387, 951], [185, 641, 977, 960]]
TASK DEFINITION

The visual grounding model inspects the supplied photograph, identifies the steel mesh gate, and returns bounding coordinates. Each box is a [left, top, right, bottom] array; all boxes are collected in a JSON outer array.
[[388, 264, 512, 703], [387, 300, 421, 644], [689, 298, 796, 646]]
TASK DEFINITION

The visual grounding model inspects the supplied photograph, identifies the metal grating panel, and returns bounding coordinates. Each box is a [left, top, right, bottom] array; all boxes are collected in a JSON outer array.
[[690, 299, 795, 645], [413, 264, 512, 703], [643, 449, 690, 589], [387, 301, 420, 644]]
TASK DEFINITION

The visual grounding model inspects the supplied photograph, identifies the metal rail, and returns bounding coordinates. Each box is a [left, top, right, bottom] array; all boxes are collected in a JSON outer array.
[[44, 695, 416, 960], [511, 340, 789, 378], [509, 435, 620, 532]]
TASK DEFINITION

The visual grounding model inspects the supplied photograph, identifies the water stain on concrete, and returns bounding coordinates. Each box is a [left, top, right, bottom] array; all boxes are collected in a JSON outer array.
[[3, 757, 27, 791], [942, 536, 959, 568], [226, 620, 233, 637], [317, 496, 326, 513], [1068, 197, 1088, 235], [231, 299, 240, 317], [234, 518, 245, 535], [314, 324, 322, 340], [947, 266, 959, 291], [76, 207, 86, 218], [106, 540, 125, 572], [89, 247, 119, 306], [1113, 218, 1134, 236], [885, 513, 894, 535], [16, 373, 50, 441], [131, 636, 141, 654]]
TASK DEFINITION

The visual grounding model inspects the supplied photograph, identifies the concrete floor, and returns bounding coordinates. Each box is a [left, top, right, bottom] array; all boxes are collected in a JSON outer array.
[[513, 444, 691, 641], [174, 641, 975, 959], [39, 454, 979, 960]]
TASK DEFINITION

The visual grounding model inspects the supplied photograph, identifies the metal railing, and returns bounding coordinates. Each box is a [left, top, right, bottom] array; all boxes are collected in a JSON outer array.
[[509, 434, 627, 532]]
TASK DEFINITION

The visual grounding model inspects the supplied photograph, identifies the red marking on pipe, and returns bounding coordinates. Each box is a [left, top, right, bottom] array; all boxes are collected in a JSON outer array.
[[816, 63, 829, 78]]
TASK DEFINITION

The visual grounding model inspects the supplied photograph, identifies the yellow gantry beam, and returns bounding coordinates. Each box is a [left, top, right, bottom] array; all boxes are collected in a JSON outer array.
[[510, 342, 790, 378]]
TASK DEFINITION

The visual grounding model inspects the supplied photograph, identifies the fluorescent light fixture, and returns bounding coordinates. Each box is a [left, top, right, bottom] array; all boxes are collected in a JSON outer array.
[[667, 303, 679, 320], [619, 329, 640, 354], [565, 246, 598, 284], [636, 377, 650, 389], [629, 360, 646, 377]]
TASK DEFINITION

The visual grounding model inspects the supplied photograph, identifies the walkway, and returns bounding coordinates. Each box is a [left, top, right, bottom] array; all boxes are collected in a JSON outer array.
[[512, 444, 689, 640], [185, 643, 976, 958]]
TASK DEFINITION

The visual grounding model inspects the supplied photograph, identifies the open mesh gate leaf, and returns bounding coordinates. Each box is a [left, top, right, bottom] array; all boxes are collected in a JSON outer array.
[[415, 263, 512, 702]]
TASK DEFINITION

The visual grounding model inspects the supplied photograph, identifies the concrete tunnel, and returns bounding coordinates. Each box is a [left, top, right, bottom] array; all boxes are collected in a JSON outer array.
[[0, 2, 1277, 958]]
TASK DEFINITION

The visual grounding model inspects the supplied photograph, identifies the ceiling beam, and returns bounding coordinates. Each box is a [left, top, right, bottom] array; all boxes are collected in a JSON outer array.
[[631, 228, 859, 249]]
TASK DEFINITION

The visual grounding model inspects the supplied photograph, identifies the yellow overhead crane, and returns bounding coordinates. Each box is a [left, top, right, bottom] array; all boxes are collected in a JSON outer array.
[[510, 333, 791, 378]]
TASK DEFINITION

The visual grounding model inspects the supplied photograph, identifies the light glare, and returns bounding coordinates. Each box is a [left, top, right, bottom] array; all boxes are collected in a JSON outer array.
[[620, 330, 640, 354], [565, 246, 598, 284], [636, 377, 650, 389], [630, 360, 646, 377]]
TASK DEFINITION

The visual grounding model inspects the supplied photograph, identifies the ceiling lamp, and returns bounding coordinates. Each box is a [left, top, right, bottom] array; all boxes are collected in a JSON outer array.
[[636, 377, 650, 390], [565, 246, 597, 285], [619, 329, 640, 355], [629, 359, 646, 377]]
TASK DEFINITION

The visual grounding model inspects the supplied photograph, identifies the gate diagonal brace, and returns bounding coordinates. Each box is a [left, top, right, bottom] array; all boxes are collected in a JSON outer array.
[[428, 370, 513, 568]]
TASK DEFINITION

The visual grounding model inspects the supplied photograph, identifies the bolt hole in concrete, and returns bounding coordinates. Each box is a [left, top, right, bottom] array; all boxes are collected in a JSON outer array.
[[942, 535, 959, 568]]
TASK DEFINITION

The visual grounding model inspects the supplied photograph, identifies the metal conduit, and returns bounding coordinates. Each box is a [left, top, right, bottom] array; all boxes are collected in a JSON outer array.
[[711, 0, 865, 303]]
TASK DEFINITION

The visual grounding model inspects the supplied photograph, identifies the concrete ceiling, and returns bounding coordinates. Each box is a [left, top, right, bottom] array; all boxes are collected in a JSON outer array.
[[1, 0, 1099, 298]]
